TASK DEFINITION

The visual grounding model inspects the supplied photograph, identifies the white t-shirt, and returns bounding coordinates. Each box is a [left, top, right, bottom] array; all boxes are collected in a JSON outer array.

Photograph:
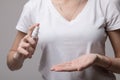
[[16, 0, 120, 80]]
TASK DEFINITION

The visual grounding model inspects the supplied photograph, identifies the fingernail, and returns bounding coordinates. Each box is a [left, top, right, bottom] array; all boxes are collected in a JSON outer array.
[[50, 68, 55, 71]]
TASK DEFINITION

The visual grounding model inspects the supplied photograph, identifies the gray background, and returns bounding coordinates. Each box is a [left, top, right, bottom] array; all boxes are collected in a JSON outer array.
[[0, 0, 119, 80]]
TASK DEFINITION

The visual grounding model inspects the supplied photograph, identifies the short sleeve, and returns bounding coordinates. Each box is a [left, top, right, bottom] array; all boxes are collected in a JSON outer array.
[[105, 0, 120, 31], [16, 0, 33, 33]]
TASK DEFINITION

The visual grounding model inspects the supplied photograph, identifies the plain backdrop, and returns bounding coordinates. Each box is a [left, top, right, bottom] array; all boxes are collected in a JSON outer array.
[[0, 0, 119, 80]]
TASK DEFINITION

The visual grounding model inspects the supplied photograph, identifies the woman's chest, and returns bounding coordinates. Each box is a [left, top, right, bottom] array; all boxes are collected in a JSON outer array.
[[36, 17, 107, 44], [32, 1, 107, 44]]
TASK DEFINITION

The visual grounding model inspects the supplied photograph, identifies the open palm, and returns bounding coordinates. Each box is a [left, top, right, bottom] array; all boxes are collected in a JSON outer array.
[[51, 54, 98, 72]]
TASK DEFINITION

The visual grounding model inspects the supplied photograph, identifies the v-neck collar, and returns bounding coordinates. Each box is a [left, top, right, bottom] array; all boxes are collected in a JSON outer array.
[[47, 0, 90, 24]]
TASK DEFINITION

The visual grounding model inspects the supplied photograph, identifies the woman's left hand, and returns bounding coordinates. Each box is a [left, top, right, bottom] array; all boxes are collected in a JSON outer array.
[[51, 54, 99, 72]]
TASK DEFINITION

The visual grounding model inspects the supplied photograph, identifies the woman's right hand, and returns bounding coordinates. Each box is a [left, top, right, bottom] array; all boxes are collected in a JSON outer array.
[[14, 23, 39, 60]]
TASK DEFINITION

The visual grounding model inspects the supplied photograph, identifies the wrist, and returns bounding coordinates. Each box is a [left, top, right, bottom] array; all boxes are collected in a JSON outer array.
[[104, 56, 112, 69], [94, 54, 112, 69]]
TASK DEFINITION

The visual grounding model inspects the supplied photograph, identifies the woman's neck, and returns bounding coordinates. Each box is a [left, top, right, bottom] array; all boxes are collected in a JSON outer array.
[[53, 0, 85, 4], [51, 0, 88, 21]]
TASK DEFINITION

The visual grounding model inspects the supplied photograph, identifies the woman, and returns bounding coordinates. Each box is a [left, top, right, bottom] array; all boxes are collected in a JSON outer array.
[[7, 0, 120, 80]]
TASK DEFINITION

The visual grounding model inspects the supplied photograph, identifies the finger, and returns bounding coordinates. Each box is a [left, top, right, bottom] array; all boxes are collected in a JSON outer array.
[[21, 35, 29, 43], [51, 62, 78, 72], [26, 36, 36, 46], [19, 41, 30, 49], [27, 47, 35, 58], [22, 35, 38, 48], [27, 23, 39, 36], [17, 47, 29, 57], [51, 65, 77, 72]]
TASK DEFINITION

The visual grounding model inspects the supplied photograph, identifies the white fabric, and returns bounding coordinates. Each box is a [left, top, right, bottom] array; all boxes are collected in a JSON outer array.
[[16, 0, 120, 80]]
